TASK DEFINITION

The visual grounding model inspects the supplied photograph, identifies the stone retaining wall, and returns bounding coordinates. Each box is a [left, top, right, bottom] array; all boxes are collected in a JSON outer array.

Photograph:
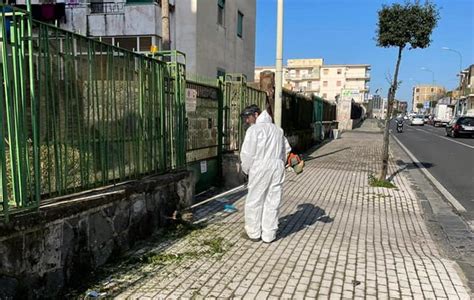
[[0, 170, 193, 299]]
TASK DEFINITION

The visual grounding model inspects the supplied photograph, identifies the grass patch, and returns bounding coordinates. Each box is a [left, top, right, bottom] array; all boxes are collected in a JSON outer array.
[[368, 174, 397, 189], [65, 221, 231, 298]]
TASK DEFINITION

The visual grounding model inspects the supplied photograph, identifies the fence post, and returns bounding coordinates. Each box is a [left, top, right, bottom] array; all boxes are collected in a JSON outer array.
[[217, 77, 224, 185]]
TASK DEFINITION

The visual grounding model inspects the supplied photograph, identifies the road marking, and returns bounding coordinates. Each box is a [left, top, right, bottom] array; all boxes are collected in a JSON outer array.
[[414, 128, 474, 149], [391, 134, 467, 213]]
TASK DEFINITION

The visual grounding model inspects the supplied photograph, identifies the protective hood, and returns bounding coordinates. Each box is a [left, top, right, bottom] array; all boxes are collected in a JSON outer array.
[[240, 110, 291, 175], [256, 110, 273, 124]]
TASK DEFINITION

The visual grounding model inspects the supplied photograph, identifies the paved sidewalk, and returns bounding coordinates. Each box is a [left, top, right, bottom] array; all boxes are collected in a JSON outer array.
[[87, 130, 471, 299]]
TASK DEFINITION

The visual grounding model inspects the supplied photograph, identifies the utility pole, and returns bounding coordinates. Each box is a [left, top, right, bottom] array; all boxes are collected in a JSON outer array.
[[274, 0, 284, 127], [162, 0, 170, 51]]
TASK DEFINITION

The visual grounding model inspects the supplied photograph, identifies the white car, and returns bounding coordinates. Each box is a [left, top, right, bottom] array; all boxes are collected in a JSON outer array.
[[410, 115, 424, 126]]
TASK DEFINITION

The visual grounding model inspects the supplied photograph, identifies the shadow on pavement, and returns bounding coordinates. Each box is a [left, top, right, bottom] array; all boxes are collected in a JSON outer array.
[[305, 147, 351, 161], [277, 203, 333, 239], [388, 160, 435, 181]]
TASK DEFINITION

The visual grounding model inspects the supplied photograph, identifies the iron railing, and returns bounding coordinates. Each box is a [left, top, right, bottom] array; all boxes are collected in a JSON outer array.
[[223, 74, 266, 152], [0, 5, 186, 221], [90, 2, 125, 14]]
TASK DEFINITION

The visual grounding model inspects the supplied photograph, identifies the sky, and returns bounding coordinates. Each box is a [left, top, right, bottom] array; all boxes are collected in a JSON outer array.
[[255, 0, 474, 111]]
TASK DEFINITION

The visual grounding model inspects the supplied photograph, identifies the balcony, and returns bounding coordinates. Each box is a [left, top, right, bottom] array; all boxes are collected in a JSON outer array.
[[90, 2, 125, 14], [462, 87, 474, 96], [287, 73, 320, 80], [345, 73, 370, 80]]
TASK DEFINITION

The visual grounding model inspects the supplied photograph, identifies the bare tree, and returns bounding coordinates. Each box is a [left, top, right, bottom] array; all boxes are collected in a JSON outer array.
[[376, 1, 439, 180]]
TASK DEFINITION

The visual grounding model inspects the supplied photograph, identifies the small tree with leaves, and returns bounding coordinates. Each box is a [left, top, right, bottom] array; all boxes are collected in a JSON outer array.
[[416, 103, 424, 111], [376, 1, 439, 180]]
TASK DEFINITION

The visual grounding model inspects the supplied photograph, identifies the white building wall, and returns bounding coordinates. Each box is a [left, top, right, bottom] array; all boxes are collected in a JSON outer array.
[[58, 0, 255, 79], [320, 66, 345, 101], [174, 0, 197, 75], [62, 3, 163, 38], [194, 0, 255, 79]]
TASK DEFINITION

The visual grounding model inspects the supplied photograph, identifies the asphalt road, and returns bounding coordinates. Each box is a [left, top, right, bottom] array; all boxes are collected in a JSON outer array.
[[392, 121, 474, 221]]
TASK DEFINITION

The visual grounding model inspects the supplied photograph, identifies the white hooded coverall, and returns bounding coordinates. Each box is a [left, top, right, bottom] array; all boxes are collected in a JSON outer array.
[[240, 110, 291, 242]]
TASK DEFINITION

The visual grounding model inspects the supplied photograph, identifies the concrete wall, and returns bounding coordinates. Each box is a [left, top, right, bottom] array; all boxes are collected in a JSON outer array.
[[0, 171, 193, 299], [174, 0, 198, 75], [63, 3, 164, 38], [194, 0, 256, 80]]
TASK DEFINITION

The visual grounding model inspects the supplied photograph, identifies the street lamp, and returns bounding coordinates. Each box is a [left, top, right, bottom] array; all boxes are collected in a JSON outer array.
[[442, 47, 463, 75], [420, 67, 435, 84], [442, 47, 464, 116], [274, 0, 284, 127]]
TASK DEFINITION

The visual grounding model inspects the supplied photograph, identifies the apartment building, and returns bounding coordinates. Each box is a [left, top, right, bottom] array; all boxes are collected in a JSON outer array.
[[319, 64, 370, 103], [256, 59, 371, 103], [16, 0, 256, 80], [412, 85, 446, 110], [285, 59, 323, 96], [455, 64, 474, 116]]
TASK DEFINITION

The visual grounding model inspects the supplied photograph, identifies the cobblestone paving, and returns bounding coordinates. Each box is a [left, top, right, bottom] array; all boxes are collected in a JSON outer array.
[[116, 132, 471, 299]]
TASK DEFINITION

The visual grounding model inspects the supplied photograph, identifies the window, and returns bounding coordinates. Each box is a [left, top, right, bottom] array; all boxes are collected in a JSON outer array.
[[323, 69, 329, 75], [308, 81, 312, 89], [296, 70, 300, 76], [237, 11, 244, 38], [114, 37, 137, 51], [323, 81, 328, 87], [217, 68, 226, 78], [294, 82, 299, 88], [139, 36, 152, 52], [97, 35, 160, 53], [217, 0, 225, 26], [416, 88, 420, 92], [431, 88, 434, 92], [416, 96, 419, 101], [337, 69, 342, 75], [336, 81, 341, 87], [322, 93, 327, 99]]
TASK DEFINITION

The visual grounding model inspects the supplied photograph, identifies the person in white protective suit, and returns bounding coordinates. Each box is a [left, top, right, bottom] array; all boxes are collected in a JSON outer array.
[[240, 105, 291, 243]]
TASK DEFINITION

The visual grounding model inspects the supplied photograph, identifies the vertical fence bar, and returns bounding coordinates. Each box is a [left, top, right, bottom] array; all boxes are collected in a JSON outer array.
[[0, 7, 11, 219]]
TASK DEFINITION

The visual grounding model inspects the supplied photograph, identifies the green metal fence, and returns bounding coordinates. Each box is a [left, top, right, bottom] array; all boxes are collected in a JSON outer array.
[[185, 77, 221, 193], [0, 6, 186, 221], [223, 74, 266, 152]]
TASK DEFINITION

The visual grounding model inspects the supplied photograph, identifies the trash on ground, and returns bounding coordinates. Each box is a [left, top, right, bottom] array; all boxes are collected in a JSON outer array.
[[223, 204, 237, 213]]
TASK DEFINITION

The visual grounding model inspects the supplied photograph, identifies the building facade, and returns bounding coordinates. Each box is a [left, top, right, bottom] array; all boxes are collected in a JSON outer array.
[[19, 0, 256, 80], [285, 59, 323, 96], [256, 59, 371, 103], [319, 64, 370, 103], [411, 84, 446, 111], [455, 64, 474, 116]]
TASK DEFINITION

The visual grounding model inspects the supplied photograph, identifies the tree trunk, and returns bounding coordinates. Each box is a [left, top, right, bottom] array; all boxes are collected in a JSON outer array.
[[162, 0, 170, 51], [380, 46, 403, 180]]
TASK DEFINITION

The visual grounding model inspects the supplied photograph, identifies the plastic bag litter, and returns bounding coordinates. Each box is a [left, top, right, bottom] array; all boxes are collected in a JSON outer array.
[[223, 204, 237, 213]]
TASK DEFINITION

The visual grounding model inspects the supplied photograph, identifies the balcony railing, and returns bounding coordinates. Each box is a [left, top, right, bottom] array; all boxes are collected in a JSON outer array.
[[462, 87, 474, 96], [90, 1, 125, 14], [346, 73, 370, 80], [287, 73, 320, 80]]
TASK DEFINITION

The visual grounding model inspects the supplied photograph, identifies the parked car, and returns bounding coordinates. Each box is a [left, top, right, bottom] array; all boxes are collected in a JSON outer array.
[[410, 115, 425, 126], [445, 117, 474, 138]]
